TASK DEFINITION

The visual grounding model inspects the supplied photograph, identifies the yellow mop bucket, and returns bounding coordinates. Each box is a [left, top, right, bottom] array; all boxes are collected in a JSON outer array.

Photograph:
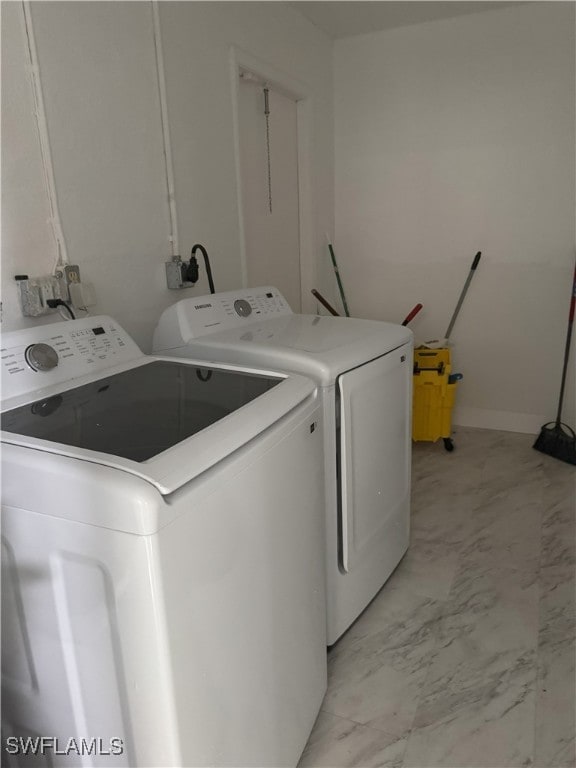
[[412, 251, 481, 452], [412, 348, 458, 451]]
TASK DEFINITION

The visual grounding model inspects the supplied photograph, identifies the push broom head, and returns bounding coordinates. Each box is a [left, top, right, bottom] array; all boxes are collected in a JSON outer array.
[[536, 260, 576, 466], [533, 421, 576, 466]]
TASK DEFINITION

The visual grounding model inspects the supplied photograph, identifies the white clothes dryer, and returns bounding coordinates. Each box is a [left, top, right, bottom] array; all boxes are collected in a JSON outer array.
[[154, 287, 413, 645], [1, 315, 326, 767]]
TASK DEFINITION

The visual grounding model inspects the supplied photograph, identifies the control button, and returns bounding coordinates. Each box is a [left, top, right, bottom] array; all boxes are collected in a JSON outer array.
[[24, 343, 59, 372], [234, 299, 252, 318]]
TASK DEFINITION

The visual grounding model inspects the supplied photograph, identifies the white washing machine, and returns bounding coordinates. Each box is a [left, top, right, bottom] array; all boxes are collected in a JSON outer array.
[[154, 287, 413, 645], [1, 315, 326, 767]]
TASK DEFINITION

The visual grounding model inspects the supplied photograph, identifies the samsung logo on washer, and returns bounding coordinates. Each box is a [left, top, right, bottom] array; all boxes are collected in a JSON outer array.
[[195, 303, 212, 310]]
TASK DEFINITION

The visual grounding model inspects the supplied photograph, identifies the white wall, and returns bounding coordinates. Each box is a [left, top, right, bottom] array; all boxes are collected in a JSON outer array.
[[1, 1, 333, 350], [334, 2, 575, 432], [1, 2, 59, 332]]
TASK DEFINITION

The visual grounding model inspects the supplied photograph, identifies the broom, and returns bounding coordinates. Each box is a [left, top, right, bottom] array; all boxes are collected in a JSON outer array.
[[533, 262, 576, 465]]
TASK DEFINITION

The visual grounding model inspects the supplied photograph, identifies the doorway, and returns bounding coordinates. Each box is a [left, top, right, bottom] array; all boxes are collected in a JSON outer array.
[[237, 73, 303, 311]]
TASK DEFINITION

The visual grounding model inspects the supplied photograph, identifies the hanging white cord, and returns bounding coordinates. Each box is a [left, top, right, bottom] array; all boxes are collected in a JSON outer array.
[[239, 72, 273, 214], [21, 1, 68, 271], [151, 1, 179, 257], [263, 87, 272, 214]]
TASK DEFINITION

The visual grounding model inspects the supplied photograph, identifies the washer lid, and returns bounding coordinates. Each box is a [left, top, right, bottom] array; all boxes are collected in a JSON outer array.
[[1, 356, 316, 495], [167, 315, 413, 384]]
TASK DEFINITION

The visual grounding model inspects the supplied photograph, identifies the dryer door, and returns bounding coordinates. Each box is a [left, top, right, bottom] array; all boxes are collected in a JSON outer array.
[[338, 344, 411, 573]]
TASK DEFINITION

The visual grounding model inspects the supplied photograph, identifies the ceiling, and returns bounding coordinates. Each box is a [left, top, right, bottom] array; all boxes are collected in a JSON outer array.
[[288, 1, 524, 39]]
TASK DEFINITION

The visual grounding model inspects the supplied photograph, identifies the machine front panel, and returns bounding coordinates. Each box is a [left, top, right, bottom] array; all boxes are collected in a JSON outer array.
[[338, 344, 412, 573]]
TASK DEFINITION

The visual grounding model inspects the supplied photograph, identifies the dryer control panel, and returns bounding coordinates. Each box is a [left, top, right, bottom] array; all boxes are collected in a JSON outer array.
[[154, 286, 293, 349], [1, 316, 143, 404]]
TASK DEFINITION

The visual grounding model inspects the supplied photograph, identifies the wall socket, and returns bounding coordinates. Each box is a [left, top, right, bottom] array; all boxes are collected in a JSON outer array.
[[165, 256, 197, 290], [63, 264, 81, 284], [55, 264, 81, 298], [17, 275, 67, 317], [16, 264, 83, 317]]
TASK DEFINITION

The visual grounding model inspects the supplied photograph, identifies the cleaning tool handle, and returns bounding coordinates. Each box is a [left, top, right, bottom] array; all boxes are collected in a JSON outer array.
[[556, 261, 576, 424], [327, 241, 350, 317], [311, 289, 340, 317], [569, 263, 576, 323], [444, 251, 482, 341], [402, 303, 423, 326]]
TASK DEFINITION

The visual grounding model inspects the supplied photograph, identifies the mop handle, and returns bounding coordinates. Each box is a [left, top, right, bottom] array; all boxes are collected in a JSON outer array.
[[328, 242, 350, 317], [311, 289, 340, 317], [555, 262, 576, 424], [444, 251, 481, 341]]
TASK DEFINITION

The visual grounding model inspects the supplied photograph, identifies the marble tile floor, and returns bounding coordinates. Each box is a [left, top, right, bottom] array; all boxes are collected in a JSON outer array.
[[299, 427, 575, 768]]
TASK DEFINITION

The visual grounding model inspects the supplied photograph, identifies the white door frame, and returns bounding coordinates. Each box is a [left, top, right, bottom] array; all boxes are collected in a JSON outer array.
[[229, 46, 314, 311]]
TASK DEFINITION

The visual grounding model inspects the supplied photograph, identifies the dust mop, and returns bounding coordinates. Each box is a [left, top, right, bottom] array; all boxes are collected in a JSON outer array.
[[533, 262, 576, 466]]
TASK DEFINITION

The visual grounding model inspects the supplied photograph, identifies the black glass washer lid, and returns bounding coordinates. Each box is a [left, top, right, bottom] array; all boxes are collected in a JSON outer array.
[[1, 360, 281, 463]]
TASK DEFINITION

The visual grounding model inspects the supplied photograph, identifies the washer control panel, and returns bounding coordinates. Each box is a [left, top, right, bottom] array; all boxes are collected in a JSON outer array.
[[215, 288, 291, 326], [1, 316, 142, 404], [155, 286, 293, 347]]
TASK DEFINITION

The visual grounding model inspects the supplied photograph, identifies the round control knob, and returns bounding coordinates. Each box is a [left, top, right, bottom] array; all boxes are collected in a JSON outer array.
[[234, 299, 252, 318], [24, 343, 59, 372]]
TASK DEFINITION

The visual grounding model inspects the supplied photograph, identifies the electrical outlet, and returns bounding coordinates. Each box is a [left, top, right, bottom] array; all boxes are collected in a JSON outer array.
[[55, 264, 81, 301], [16, 275, 66, 317], [165, 257, 196, 290], [63, 264, 81, 284]]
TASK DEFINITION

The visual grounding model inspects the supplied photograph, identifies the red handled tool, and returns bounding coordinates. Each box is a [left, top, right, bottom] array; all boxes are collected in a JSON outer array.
[[402, 303, 423, 326], [311, 289, 340, 317], [312, 290, 423, 328]]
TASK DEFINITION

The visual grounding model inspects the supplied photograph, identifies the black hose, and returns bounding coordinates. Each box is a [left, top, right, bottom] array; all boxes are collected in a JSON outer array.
[[191, 243, 215, 294]]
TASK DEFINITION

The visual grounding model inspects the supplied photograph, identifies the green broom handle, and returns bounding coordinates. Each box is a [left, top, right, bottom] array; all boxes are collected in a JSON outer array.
[[556, 262, 576, 424], [328, 242, 350, 317]]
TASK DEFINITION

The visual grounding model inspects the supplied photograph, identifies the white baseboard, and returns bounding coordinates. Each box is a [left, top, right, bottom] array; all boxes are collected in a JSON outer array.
[[452, 406, 545, 435]]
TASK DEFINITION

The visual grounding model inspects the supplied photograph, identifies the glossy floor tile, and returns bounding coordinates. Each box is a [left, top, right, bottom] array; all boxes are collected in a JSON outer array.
[[300, 427, 576, 768]]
